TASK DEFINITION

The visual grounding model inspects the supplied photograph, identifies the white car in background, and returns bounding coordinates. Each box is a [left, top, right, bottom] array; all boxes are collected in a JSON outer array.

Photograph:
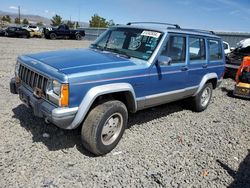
[[22, 25, 40, 32], [223, 41, 231, 54]]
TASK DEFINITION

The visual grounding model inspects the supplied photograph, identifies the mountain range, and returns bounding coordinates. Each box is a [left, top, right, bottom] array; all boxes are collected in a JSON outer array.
[[0, 10, 89, 27]]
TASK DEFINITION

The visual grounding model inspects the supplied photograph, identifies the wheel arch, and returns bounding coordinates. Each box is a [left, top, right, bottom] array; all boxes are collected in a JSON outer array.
[[67, 83, 137, 129], [193, 73, 218, 96]]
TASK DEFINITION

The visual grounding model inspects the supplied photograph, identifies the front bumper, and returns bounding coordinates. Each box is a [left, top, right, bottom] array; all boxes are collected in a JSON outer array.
[[10, 78, 78, 129]]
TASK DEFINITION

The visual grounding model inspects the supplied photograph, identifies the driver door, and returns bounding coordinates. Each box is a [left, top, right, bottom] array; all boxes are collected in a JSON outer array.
[[145, 34, 189, 107]]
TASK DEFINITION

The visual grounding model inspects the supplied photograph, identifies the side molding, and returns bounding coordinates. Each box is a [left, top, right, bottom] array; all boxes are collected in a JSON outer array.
[[67, 83, 137, 129], [193, 73, 218, 96]]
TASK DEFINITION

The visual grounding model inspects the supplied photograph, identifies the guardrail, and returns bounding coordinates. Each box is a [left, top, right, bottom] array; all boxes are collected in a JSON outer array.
[[79, 27, 107, 41]]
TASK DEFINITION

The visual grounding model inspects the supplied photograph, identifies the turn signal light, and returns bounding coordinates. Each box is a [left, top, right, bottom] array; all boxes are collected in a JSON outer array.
[[60, 84, 69, 107]]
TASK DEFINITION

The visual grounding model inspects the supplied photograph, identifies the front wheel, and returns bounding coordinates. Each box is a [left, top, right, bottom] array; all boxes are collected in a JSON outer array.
[[81, 100, 128, 156], [191, 83, 213, 112], [50, 33, 57, 40]]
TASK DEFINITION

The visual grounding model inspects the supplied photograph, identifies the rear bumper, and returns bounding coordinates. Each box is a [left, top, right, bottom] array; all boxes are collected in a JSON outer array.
[[10, 78, 78, 129]]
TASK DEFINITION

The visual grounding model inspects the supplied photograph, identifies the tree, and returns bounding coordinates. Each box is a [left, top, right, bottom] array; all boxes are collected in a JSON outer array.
[[108, 19, 115, 27], [36, 22, 43, 26], [22, 18, 29, 25], [2, 15, 11, 23], [51, 14, 62, 26], [76, 22, 80, 28], [89, 14, 108, 28], [65, 20, 75, 28], [14, 17, 20, 24]]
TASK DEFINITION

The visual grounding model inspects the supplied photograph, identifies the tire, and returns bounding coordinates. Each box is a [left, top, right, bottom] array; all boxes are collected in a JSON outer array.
[[191, 83, 213, 112], [75, 33, 82, 40], [81, 100, 128, 156], [22, 34, 28, 38], [50, 33, 57, 40]]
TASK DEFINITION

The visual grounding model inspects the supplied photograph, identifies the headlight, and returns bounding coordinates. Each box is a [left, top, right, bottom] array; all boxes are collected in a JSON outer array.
[[46, 79, 69, 107], [53, 80, 61, 96], [15, 60, 20, 76]]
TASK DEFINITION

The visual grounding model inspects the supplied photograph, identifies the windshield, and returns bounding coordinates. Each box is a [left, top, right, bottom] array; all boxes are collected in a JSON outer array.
[[91, 27, 163, 60]]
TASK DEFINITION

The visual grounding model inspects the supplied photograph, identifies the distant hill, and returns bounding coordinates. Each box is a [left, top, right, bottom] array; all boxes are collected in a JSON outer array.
[[0, 10, 89, 27]]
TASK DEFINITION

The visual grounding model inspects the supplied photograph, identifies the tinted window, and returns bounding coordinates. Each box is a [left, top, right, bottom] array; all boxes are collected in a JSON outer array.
[[223, 42, 229, 50], [189, 37, 206, 61], [161, 36, 186, 63], [208, 40, 222, 60], [9, 27, 16, 31]]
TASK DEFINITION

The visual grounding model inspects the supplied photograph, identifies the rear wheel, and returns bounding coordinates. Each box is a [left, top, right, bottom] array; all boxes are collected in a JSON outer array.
[[81, 100, 128, 156], [191, 83, 213, 112], [75, 33, 82, 40], [50, 33, 57, 40]]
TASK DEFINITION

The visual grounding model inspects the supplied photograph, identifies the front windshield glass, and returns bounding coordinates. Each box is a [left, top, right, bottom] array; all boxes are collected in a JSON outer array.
[[91, 27, 163, 61]]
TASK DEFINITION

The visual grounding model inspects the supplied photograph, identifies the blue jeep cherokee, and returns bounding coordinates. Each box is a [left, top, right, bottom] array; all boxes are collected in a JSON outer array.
[[10, 22, 225, 155]]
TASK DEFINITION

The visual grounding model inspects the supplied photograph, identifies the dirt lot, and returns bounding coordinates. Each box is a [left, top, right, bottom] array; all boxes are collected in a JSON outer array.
[[0, 37, 249, 188]]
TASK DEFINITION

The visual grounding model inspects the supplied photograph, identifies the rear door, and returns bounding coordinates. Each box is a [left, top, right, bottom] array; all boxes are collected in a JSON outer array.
[[186, 35, 208, 88]]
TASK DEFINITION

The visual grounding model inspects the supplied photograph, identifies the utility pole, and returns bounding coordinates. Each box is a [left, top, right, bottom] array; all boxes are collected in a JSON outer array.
[[18, 6, 21, 24]]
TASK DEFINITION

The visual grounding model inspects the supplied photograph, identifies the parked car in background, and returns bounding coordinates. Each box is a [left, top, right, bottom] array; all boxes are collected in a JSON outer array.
[[29, 28, 43, 38], [0, 28, 6, 36], [225, 38, 250, 78], [5, 27, 30, 38], [10, 22, 225, 155], [22, 25, 40, 32], [44, 24, 85, 40], [223, 41, 231, 54]]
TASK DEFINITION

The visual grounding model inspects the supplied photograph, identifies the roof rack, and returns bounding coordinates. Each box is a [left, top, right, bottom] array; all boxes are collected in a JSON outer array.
[[126, 22, 181, 29], [168, 27, 215, 35]]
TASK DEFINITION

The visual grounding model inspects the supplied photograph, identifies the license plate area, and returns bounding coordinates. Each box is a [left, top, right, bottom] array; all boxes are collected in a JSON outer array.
[[19, 91, 30, 107]]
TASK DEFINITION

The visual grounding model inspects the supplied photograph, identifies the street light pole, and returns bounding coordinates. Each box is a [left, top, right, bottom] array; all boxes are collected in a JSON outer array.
[[18, 6, 21, 24]]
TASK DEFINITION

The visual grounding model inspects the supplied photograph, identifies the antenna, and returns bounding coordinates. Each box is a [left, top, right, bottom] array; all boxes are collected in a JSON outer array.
[[126, 22, 180, 29]]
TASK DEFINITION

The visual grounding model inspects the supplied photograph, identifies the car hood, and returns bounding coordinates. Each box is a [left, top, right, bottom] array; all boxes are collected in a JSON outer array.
[[25, 48, 139, 75]]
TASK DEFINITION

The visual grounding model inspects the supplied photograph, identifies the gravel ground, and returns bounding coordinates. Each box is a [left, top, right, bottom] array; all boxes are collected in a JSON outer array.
[[0, 37, 249, 188]]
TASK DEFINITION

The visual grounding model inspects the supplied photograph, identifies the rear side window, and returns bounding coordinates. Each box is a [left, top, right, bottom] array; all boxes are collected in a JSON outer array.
[[189, 37, 206, 61], [208, 40, 222, 60], [161, 35, 186, 63]]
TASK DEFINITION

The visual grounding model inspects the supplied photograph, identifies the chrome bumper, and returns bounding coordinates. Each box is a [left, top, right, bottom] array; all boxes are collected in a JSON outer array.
[[10, 78, 78, 129]]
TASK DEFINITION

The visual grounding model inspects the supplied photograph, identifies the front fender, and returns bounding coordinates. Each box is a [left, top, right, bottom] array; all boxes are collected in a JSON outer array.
[[67, 83, 136, 129]]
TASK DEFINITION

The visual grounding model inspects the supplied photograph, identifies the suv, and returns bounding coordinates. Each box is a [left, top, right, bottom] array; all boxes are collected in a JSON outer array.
[[10, 22, 225, 155]]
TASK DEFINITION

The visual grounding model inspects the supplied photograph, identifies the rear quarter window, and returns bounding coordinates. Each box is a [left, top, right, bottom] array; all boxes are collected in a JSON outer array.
[[208, 40, 223, 61]]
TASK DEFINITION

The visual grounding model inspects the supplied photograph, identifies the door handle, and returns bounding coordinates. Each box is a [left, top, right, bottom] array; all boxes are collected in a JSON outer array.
[[202, 64, 208, 68], [181, 66, 188, 71]]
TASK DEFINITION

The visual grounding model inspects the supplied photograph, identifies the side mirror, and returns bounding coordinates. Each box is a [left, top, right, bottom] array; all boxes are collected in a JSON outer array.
[[157, 56, 172, 66]]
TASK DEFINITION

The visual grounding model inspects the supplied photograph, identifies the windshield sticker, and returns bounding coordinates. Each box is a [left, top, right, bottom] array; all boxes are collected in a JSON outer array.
[[141, 31, 161, 38]]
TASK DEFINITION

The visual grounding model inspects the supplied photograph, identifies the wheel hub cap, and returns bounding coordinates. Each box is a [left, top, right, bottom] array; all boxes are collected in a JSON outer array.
[[201, 87, 211, 107], [101, 113, 123, 145]]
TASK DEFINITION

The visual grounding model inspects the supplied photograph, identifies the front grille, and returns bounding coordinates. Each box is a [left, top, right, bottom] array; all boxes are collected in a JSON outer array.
[[18, 64, 48, 97]]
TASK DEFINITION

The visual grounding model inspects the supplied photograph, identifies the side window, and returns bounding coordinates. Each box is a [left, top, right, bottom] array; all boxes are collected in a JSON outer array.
[[58, 26, 64, 30], [189, 37, 206, 61], [161, 35, 186, 63], [208, 40, 222, 60], [223, 42, 229, 50]]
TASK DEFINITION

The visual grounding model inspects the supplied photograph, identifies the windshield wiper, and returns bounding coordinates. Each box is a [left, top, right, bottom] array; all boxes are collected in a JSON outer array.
[[105, 48, 131, 59], [91, 44, 104, 51]]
